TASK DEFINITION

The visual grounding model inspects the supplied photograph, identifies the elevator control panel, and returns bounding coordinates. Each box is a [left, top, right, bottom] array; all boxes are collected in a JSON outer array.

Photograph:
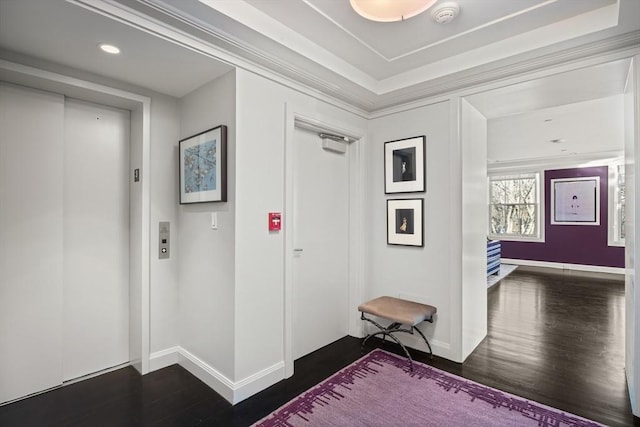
[[159, 221, 170, 259]]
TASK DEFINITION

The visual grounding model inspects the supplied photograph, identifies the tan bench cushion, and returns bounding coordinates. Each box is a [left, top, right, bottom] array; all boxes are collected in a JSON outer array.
[[358, 296, 437, 326]]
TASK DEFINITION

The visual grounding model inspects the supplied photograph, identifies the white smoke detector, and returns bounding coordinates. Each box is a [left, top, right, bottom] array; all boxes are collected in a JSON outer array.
[[431, 2, 460, 24]]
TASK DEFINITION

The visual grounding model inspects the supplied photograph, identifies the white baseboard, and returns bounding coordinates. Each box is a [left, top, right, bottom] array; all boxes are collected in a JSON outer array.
[[178, 347, 235, 403], [501, 258, 624, 276], [149, 347, 180, 372], [232, 360, 286, 404], [174, 346, 285, 405]]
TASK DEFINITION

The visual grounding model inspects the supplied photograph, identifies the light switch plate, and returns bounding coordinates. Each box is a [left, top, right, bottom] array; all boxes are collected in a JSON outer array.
[[211, 212, 218, 230]]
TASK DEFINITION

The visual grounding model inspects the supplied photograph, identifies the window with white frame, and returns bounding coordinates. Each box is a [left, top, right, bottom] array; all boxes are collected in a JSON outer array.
[[489, 173, 542, 241], [618, 164, 626, 240], [608, 162, 625, 246]]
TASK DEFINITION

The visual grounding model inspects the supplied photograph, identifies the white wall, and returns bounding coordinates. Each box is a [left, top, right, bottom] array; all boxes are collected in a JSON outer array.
[[149, 94, 181, 355], [460, 98, 488, 359], [173, 68, 368, 402], [366, 101, 457, 360], [233, 69, 367, 397], [624, 56, 640, 417], [234, 70, 285, 384], [178, 71, 237, 380]]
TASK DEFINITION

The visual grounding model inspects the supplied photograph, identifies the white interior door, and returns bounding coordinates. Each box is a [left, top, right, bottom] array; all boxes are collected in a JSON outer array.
[[292, 129, 350, 360], [62, 99, 130, 381]]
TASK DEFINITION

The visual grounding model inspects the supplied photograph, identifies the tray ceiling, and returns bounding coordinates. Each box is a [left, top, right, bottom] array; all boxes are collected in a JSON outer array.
[[1, 0, 639, 112]]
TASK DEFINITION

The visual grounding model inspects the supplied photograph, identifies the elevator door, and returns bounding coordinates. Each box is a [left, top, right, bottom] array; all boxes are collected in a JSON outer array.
[[62, 98, 130, 381], [0, 85, 130, 403]]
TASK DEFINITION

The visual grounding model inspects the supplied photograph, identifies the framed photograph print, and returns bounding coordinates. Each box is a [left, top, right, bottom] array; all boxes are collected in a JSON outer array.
[[384, 136, 425, 194], [179, 125, 227, 204], [387, 198, 424, 247], [551, 176, 600, 225]]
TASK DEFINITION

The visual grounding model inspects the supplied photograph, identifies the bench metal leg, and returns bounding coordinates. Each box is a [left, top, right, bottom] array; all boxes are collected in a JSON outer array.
[[412, 323, 433, 358], [360, 313, 414, 370], [360, 312, 434, 370]]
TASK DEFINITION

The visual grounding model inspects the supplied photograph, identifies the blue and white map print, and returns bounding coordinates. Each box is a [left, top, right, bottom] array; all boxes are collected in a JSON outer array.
[[183, 140, 217, 193]]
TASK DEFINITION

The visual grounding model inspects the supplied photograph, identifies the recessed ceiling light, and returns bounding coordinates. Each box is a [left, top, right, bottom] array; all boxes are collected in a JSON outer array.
[[98, 43, 121, 55]]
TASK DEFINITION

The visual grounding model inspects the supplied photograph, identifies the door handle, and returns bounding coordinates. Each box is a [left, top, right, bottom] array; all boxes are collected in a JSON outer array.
[[293, 248, 304, 253]]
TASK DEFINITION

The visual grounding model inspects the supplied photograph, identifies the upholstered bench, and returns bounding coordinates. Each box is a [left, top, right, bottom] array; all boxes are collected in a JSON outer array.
[[358, 296, 437, 370]]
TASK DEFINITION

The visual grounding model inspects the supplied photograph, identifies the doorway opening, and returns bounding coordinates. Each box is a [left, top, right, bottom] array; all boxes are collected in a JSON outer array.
[[0, 60, 151, 404], [461, 55, 637, 414]]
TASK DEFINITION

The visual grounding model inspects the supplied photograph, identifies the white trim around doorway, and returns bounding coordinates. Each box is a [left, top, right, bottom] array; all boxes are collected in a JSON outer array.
[[283, 104, 365, 378], [0, 59, 152, 375]]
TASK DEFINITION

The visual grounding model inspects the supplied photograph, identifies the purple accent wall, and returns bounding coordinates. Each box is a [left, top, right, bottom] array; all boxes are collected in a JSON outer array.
[[501, 166, 624, 268]]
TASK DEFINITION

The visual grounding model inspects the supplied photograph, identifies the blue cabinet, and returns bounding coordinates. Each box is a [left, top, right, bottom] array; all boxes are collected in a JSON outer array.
[[487, 240, 501, 276]]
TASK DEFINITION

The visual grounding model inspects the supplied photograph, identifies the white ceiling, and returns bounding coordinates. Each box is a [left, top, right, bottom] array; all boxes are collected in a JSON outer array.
[[0, 0, 233, 98], [470, 58, 630, 166], [465, 58, 632, 119], [241, 0, 617, 79], [1, 0, 638, 111], [141, 0, 638, 108], [0, 0, 637, 165], [487, 94, 625, 166]]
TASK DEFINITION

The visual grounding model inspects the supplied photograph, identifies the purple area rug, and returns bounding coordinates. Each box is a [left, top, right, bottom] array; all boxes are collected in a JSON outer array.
[[253, 349, 603, 427]]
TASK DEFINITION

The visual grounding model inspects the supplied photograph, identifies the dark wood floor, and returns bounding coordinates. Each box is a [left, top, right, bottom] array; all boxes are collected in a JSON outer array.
[[1, 269, 638, 426]]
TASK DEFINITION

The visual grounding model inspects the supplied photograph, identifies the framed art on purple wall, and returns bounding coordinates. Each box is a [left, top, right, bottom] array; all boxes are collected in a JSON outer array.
[[384, 136, 425, 194], [179, 125, 227, 204], [551, 176, 600, 225]]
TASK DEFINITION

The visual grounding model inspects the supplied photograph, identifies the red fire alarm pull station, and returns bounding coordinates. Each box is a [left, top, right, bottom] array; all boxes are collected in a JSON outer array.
[[269, 212, 282, 231]]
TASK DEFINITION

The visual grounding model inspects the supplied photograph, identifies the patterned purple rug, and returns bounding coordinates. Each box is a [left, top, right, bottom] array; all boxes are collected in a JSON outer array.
[[253, 349, 603, 427]]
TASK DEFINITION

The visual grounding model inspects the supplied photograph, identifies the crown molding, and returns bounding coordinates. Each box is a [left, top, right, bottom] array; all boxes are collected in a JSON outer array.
[[487, 150, 624, 173], [75, 1, 639, 116], [371, 31, 640, 117], [135, 0, 378, 112], [73, 0, 372, 116], [195, 0, 377, 86]]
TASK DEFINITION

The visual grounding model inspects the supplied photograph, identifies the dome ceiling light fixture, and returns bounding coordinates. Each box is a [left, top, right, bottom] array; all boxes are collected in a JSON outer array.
[[350, 0, 439, 22]]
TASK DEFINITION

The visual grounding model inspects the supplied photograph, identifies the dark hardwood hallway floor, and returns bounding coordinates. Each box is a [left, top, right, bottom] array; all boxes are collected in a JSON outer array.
[[1, 269, 638, 426]]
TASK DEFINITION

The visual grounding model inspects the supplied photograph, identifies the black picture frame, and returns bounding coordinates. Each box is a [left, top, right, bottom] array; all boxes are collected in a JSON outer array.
[[179, 125, 227, 204], [387, 198, 424, 247], [384, 136, 426, 194]]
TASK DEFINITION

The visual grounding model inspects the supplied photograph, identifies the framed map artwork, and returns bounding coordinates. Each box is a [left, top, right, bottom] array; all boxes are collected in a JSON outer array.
[[179, 125, 227, 204]]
